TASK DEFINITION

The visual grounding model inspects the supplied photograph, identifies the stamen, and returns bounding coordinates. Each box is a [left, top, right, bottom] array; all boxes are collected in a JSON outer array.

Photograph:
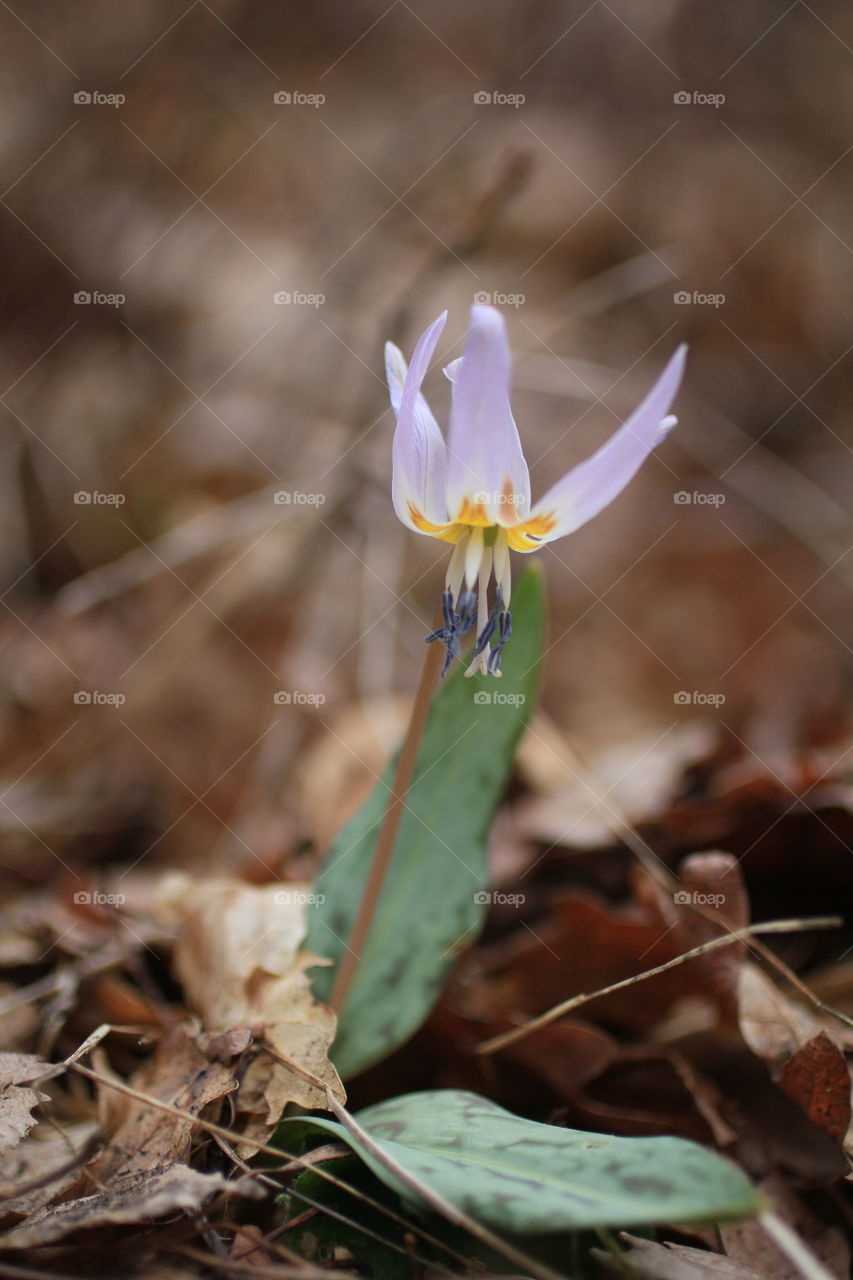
[[486, 606, 512, 676], [425, 588, 477, 676]]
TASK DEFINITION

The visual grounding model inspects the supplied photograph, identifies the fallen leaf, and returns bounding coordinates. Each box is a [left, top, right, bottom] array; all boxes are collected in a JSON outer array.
[[721, 1172, 850, 1279], [593, 1233, 764, 1278], [778, 1030, 851, 1144], [153, 875, 344, 1144], [0, 1164, 258, 1248], [0, 1054, 50, 1154], [0, 1121, 100, 1216], [84, 1025, 238, 1184]]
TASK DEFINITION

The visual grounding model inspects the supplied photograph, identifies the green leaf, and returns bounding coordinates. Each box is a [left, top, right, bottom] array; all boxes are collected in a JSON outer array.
[[278, 1091, 761, 1233], [306, 567, 545, 1079]]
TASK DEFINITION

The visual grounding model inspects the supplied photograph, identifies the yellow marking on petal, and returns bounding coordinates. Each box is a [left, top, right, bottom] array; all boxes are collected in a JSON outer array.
[[406, 502, 457, 539], [505, 511, 557, 552], [455, 497, 494, 526]]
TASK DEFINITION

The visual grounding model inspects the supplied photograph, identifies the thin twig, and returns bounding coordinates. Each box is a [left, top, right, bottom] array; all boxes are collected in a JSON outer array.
[[477, 916, 840, 1054], [758, 1210, 839, 1280]]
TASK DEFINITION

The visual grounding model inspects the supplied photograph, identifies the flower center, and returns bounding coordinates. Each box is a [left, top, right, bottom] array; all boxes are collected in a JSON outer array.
[[425, 526, 512, 678]]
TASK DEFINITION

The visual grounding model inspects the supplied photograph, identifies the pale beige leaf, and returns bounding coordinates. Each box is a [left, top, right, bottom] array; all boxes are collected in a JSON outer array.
[[151, 875, 344, 1141], [0, 1053, 50, 1154], [0, 1164, 258, 1248]]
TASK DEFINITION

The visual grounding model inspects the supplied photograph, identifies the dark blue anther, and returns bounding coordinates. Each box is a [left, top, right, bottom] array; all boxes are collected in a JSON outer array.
[[486, 607, 512, 676], [425, 589, 477, 676]]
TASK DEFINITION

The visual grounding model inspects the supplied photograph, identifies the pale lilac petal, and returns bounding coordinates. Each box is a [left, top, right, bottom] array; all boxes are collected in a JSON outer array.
[[445, 306, 530, 526], [387, 312, 450, 532], [524, 344, 686, 545]]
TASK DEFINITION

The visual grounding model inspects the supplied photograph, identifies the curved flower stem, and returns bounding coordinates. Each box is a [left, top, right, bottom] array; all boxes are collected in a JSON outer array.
[[327, 617, 444, 1015]]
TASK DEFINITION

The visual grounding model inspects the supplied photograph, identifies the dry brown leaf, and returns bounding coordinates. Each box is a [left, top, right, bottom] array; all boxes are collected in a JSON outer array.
[[738, 964, 832, 1069], [721, 1173, 850, 1279], [516, 722, 716, 850], [0, 1120, 100, 1216], [0, 1054, 50, 1155], [593, 1233, 764, 1278], [153, 874, 344, 1143], [0, 1164, 258, 1249], [778, 1030, 851, 1144], [84, 1025, 238, 1184]]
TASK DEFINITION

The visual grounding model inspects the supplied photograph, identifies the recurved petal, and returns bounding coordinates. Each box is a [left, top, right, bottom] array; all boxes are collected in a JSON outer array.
[[514, 344, 686, 549], [445, 305, 530, 527], [388, 312, 451, 533]]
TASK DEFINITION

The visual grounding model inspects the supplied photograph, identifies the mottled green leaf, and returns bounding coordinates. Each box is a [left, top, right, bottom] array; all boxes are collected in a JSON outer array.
[[306, 568, 545, 1079], [278, 1090, 761, 1233]]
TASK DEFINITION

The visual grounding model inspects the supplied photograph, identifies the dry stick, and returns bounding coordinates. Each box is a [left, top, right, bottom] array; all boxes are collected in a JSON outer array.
[[327, 625, 444, 1015], [64, 1059, 470, 1270], [559, 733, 853, 1030], [477, 916, 840, 1055]]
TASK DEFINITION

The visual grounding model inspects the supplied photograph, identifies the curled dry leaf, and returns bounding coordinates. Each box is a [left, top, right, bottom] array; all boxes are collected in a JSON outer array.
[[0, 1164, 259, 1249], [153, 874, 345, 1144], [0, 1054, 50, 1155]]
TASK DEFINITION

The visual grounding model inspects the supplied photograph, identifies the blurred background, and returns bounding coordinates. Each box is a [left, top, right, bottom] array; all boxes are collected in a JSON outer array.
[[1, 0, 853, 949]]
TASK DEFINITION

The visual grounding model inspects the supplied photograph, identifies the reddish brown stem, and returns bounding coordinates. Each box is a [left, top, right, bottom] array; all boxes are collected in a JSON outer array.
[[327, 626, 444, 1015]]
